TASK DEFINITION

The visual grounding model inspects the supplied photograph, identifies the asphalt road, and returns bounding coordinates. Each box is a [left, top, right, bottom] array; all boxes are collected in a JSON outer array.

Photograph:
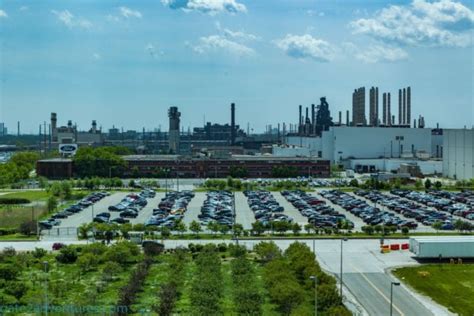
[[235, 192, 255, 230], [182, 192, 206, 226], [274, 192, 308, 226]]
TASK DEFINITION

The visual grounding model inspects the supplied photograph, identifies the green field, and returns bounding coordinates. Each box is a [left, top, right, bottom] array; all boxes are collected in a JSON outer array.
[[394, 264, 474, 316], [0, 190, 50, 201]]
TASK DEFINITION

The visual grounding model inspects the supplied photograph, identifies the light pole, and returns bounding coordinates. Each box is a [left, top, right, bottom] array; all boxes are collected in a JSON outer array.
[[43, 261, 49, 316], [390, 282, 400, 316], [340, 238, 348, 299], [310, 275, 318, 316]]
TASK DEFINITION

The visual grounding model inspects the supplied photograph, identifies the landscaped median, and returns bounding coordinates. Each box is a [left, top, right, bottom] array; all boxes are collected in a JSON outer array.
[[393, 264, 474, 316]]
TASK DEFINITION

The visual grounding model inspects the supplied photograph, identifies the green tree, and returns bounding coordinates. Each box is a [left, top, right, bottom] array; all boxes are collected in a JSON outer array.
[[232, 223, 243, 237], [292, 223, 302, 236], [432, 221, 442, 233], [254, 241, 281, 264], [189, 220, 202, 236], [304, 223, 314, 235], [47, 196, 58, 213], [414, 180, 422, 190], [424, 179, 432, 190], [251, 221, 266, 236], [174, 221, 187, 236]]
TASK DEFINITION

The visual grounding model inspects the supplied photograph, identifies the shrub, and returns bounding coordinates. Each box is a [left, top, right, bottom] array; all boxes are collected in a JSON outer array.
[[55, 246, 78, 264], [142, 241, 164, 257], [19, 221, 37, 236], [0, 198, 31, 205], [32, 248, 47, 259]]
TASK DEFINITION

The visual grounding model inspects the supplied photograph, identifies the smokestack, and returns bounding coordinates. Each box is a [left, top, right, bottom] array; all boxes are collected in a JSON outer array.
[[414, 119, 417, 128], [231, 103, 236, 145], [92, 120, 97, 133], [311, 104, 315, 134], [51, 113, 57, 142], [402, 88, 406, 125], [437, 122, 439, 129], [382, 93, 387, 125], [392, 115, 395, 126], [387, 93, 391, 126], [298, 105, 302, 134], [398, 89, 402, 125], [346, 110, 349, 126], [375, 87, 379, 126], [407, 86, 411, 127], [305, 107, 309, 135], [17, 121, 20, 136], [339, 111, 342, 125]]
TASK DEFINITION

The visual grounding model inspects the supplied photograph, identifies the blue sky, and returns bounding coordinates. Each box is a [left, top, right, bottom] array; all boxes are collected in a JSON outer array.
[[0, 0, 473, 134]]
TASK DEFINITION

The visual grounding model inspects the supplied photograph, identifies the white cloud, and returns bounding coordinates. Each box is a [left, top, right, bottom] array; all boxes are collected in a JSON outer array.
[[192, 35, 254, 56], [275, 34, 334, 62], [162, 0, 246, 15], [119, 7, 142, 19], [350, 0, 474, 47], [51, 10, 92, 29], [19, 6, 29, 12], [215, 22, 259, 41], [343, 42, 408, 63], [93, 53, 101, 60], [307, 10, 324, 17], [0, 9, 8, 18]]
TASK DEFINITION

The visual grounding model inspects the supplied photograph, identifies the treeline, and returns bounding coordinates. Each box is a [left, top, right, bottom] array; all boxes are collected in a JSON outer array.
[[257, 241, 350, 315], [0, 152, 39, 186], [73, 146, 131, 178]]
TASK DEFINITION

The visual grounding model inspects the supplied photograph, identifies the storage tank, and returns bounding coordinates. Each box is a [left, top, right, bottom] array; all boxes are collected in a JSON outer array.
[[409, 236, 474, 258]]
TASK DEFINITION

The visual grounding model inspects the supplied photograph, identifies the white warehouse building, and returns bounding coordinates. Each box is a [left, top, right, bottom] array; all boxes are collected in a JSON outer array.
[[284, 126, 442, 175], [286, 126, 435, 162], [443, 128, 474, 180]]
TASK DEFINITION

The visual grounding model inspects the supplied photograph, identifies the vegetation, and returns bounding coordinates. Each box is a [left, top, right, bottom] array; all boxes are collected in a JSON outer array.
[[73, 146, 130, 178], [394, 264, 474, 316], [0, 152, 39, 187]]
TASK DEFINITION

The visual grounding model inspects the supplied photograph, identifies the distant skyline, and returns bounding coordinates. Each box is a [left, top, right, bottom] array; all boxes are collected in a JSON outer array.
[[0, 0, 473, 134]]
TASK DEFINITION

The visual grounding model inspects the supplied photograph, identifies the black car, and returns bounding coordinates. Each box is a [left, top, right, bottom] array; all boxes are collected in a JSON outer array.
[[39, 221, 53, 229], [96, 212, 111, 219], [93, 216, 109, 223], [111, 217, 130, 224], [120, 210, 138, 218]]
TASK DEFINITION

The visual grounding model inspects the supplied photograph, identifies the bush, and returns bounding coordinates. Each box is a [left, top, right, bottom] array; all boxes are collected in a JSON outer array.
[[142, 241, 165, 257], [0, 198, 31, 205], [19, 221, 37, 236], [32, 248, 47, 259], [55, 246, 78, 264]]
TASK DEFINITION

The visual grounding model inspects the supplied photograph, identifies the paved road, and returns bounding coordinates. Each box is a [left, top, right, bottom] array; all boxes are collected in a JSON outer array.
[[128, 193, 164, 225], [274, 192, 308, 225], [313, 190, 366, 231], [183, 192, 206, 226], [235, 192, 254, 230]]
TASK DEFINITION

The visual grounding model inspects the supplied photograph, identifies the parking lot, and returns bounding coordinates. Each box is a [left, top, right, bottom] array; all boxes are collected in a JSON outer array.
[[235, 192, 255, 230], [182, 192, 207, 226], [273, 192, 308, 225]]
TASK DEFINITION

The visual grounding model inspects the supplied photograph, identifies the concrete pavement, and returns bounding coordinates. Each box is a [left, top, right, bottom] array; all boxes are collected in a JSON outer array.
[[274, 192, 308, 226], [235, 192, 255, 230]]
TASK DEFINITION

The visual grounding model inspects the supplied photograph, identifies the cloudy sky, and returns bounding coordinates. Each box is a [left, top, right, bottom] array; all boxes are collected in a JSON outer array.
[[0, 0, 473, 133]]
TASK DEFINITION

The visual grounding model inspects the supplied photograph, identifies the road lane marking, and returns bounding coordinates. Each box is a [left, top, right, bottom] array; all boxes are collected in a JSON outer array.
[[351, 265, 405, 316]]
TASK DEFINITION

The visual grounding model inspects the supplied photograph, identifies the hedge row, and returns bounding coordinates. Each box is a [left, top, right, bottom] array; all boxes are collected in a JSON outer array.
[[0, 198, 31, 205]]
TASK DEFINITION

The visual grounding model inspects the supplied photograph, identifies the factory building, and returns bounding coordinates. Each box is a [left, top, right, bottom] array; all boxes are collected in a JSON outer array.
[[36, 155, 330, 179], [285, 125, 438, 163], [49, 112, 104, 146], [443, 128, 474, 180]]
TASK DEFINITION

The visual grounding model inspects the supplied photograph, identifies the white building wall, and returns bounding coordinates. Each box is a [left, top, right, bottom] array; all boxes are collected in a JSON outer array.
[[349, 159, 442, 175], [285, 136, 322, 156], [272, 145, 310, 157], [443, 129, 474, 180]]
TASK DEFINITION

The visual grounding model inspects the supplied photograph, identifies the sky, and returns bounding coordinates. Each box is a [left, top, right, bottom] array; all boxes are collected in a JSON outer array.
[[0, 0, 473, 134]]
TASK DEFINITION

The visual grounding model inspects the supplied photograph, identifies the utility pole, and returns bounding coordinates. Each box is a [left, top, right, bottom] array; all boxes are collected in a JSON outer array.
[[43, 261, 49, 316]]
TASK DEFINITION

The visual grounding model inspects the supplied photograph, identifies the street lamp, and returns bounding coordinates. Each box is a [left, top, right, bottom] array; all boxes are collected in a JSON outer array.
[[390, 282, 400, 316], [310, 275, 318, 316], [340, 237, 348, 299], [43, 261, 49, 316]]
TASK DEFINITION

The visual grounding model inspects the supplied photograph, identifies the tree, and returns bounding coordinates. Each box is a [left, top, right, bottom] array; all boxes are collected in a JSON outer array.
[[349, 179, 359, 187], [401, 227, 409, 236], [251, 221, 266, 236], [189, 220, 201, 236], [304, 223, 314, 235], [161, 227, 171, 239], [432, 221, 442, 233], [157, 283, 177, 316], [19, 220, 36, 236], [434, 181, 442, 190], [174, 221, 187, 236], [47, 196, 58, 213], [424, 179, 432, 190], [219, 225, 230, 235], [292, 223, 302, 236], [208, 221, 221, 236], [232, 223, 243, 237], [254, 241, 281, 264], [361, 225, 374, 235], [273, 221, 290, 235], [73, 146, 126, 178], [415, 180, 422, 190], [77, 253, 98, 272], [56, 245, 78, 264], [61, 181, 72, 199]]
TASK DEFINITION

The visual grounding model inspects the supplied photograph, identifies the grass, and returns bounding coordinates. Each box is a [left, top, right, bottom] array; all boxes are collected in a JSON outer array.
[[0, 190, 50, 201], [393, 264, 474, 316], [0, 204, 47, 229], [0, 233, 38, 241]]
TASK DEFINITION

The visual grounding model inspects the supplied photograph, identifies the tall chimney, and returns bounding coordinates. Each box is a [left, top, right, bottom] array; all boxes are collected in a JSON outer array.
[[305, 107, 309, 135], [387, 93, 391, 126], [298, 105, 302, 134], [311, 104, 315, 134], [382, 93, 387, 125], [51, 113, 57, 142], [92, 120, 97, 133], [402, 88, 406, 125], [339, 111, 342, 125], [346, 110, 349, 126], [17, 121, 20, 136], [407, 86, 411, 127], [231, 103, 236, 145], [398, 89, 402, 125]]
